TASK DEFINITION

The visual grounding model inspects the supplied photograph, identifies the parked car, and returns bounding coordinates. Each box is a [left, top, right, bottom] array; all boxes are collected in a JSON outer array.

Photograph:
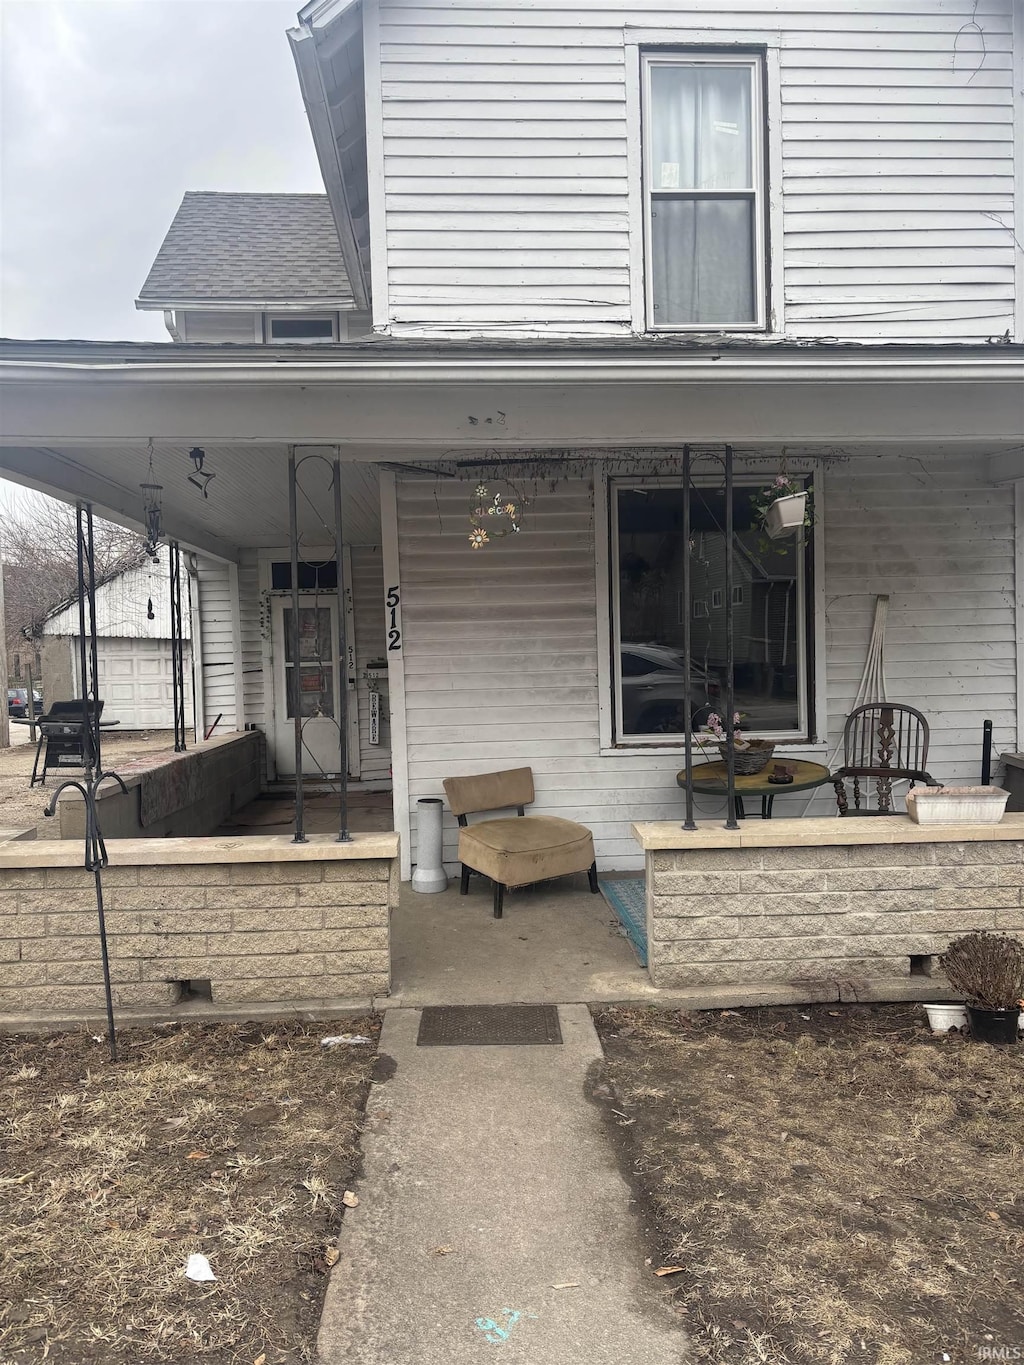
[[620, 643, 720, 734], [7, 688, 43, 718]]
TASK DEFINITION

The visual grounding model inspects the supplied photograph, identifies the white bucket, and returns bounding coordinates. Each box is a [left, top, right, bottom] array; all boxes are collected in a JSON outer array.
[[923, 1003, 968, 1033]]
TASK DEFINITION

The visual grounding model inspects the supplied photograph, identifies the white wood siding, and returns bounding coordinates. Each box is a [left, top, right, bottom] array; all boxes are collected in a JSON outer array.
[[376, 0, 1018, 340], [195, 556, 240, 733], [397, 457, 1018, 872], [43, 561, 191, 640], [238, 550, 265, 731], [179, 311, 258, 342]]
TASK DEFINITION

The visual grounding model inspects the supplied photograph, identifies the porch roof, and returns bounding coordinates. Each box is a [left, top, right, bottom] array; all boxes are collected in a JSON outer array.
[[2, 338, 1021, 474]]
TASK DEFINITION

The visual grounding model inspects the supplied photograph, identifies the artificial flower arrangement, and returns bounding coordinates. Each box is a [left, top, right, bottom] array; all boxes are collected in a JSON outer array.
[[698, 711, 776, 775], [702, 711, 747, 747]]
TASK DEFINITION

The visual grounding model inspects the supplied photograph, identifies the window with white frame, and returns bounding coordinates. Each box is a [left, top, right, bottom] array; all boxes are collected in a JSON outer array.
[[642, 51, 766, 329], [612, 481, 811, 744], [267, 315, 337, 343]]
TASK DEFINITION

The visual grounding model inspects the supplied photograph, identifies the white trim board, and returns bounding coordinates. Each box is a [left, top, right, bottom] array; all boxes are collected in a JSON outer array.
[[362, 0, 389, 333], [1015, 480, 1024, 751], [380, 470, 411, 879]]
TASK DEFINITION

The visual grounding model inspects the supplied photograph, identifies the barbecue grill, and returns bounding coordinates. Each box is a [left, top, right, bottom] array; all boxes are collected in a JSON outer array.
[[30, 700, 119, 787]]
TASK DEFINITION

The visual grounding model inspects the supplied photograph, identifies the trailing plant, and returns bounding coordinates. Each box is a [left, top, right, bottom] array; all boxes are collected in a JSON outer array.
[[940, 930, 1024, 1011]]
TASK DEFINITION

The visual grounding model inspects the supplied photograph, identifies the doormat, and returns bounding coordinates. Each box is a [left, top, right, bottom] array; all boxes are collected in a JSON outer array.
[[599, 878, 648, 967], [417, 1005, 562, 1047]]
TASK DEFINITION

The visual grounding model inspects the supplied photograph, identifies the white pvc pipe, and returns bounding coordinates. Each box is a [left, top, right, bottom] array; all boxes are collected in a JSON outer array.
[[412, 797, 447, 893]]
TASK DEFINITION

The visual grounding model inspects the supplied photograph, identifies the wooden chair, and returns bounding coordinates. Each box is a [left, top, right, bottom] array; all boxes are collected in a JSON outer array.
[[442, 767, 598, 918], [832, 702, 939, 815]]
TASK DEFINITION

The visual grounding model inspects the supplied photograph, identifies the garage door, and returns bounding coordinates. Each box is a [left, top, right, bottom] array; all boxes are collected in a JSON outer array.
[[94, 638, 193, 731]]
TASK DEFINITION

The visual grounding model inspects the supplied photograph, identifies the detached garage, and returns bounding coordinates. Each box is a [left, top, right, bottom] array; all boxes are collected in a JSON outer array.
[[40, 559, 193, 731]]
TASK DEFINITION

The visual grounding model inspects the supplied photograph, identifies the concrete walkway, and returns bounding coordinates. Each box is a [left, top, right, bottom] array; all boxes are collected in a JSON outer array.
[[317, 1006, 686, 1365]]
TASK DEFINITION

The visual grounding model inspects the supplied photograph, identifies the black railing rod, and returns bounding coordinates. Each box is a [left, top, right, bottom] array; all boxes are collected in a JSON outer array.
[[981, 719, 993, 786], [723, 445, 738, 830], [75, 502, 91, 775], [170, 542, 187, 752], [85, 506, 101, 773], [287, 448, 306, 843], [681, 445, 696, 831]]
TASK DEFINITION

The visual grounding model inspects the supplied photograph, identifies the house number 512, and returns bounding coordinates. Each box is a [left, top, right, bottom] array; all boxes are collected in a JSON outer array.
[[386, 585, 402, 652]]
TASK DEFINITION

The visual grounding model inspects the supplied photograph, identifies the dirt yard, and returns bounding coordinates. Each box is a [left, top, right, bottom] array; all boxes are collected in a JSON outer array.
[[0, 731, 175, 837], [592, 1003, 1023, 1365], [0, 1016, 381, 1363]]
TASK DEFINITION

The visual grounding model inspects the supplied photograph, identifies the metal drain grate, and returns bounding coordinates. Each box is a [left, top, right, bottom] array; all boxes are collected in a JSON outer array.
[[417, 1005, 562, 1047]]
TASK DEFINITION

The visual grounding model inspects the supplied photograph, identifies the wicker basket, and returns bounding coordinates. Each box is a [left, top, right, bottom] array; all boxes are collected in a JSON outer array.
[[717, 739, 775, 775]]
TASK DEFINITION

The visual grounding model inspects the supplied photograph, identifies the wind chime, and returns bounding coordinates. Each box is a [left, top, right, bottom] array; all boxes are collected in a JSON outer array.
[[140, 439, 163, 561]]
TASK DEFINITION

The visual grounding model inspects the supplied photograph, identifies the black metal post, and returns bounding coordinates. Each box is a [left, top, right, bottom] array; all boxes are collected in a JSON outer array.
[[332, 457, 352, 843], [981, 719, 993, 786], [85, 507, 101, 773], [723, 446, 738, 830], [63, 499, 124, 1062], [287, 449, 306, 842], [74, 502, 94, 780], [681, 445, 696, 830], [169, 541, 187, 752], [93, 868, 118, 1061]]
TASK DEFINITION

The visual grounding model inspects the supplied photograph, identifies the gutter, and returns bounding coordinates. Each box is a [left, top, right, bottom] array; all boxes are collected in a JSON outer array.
[[139, 297, 357, 314], [2, 352, 1022, 387]]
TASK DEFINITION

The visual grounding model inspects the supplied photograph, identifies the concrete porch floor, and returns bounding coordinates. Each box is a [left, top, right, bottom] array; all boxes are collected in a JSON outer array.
[[387, 873, 655, 1007], [216, 789, 394, 836]]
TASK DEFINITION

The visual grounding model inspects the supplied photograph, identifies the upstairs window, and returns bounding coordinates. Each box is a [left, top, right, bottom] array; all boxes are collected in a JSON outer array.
[[643, 52, 766, 330], [267, 315, 337, 342]]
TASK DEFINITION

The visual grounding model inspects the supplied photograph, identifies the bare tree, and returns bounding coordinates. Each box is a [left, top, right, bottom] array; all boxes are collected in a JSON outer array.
[[1, 491, 145, 666]]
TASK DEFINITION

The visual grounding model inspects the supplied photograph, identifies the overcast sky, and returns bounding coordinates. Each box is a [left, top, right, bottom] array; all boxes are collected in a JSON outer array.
[[0, 0, 324, 342]]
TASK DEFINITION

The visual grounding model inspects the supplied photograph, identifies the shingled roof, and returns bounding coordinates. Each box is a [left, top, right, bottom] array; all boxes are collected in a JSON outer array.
[[136, 191, 354, 310]]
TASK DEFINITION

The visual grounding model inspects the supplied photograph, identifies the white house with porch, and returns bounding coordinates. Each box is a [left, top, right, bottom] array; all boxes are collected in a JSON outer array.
[[1, 0, 1023, 1016]]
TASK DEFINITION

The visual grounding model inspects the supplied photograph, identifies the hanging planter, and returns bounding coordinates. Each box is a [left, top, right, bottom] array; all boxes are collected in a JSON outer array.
[[753, 474, 812, 543], [765, 492, 808, 539]]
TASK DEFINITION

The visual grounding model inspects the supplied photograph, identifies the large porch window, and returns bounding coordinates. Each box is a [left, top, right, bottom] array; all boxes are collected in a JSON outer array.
[[611, 480, 812, 744]]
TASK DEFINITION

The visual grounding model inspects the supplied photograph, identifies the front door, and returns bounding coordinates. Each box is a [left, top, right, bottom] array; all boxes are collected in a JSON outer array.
[[271, 597, 342, 777]]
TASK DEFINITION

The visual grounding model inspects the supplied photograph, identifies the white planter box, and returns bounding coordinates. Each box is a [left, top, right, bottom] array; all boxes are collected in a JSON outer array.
[[765, 492, 807, 540], [905, 786, 1010, 825]]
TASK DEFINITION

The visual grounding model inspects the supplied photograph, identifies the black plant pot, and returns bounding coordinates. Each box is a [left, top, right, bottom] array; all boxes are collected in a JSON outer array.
[[966, 1006, 1021, 1045]]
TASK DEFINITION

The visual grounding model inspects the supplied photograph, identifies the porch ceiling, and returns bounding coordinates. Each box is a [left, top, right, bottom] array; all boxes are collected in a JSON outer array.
[[0, 444, 382, 561]]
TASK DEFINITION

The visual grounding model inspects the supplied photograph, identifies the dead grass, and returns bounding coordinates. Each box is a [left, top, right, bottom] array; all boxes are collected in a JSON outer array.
[[0, 1016, 380, 1363], [592, 1003, 1023, 1365]]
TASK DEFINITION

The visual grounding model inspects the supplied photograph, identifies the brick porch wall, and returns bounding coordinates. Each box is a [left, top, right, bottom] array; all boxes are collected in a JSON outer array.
[[0, 835, 398, 1015], [635, 819, 1024, 993]]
